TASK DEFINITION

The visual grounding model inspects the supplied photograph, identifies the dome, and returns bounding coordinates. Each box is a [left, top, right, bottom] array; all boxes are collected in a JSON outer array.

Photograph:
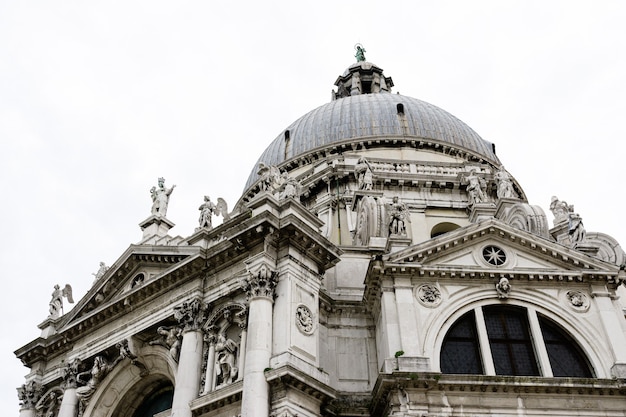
[[244, 63, 500, 192]]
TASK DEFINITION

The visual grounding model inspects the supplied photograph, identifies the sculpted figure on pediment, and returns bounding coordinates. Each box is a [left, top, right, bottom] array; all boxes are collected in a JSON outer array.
[[280, 175, 301, 200], [91, 261, 109, 285], [549, 196, 570, 224], [568, 211, 586, 247], [355, 157, 374, 191], [150, 177, 176, 218], [387, 196, 410, 237], [49, 284, 74, 319], [257, 163, 286, 193], [495, 165, 517, 199], [198, 196, 230, 230], [461, 169, 487, 205]]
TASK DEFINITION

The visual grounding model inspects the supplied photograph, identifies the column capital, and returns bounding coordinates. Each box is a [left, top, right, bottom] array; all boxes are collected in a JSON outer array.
[[242, 261, 278, 301], [17, 381, 43, 410], [174, 298, 209, 332], [61, 358, 82, 389]]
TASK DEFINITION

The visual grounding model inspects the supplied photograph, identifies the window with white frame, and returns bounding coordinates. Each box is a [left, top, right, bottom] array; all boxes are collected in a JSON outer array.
[[440, 305, 593, 377]]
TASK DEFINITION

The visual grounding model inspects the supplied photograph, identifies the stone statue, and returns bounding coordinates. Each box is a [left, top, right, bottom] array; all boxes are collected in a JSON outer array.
[[116, 339, 148, 376], [549, 196, 570, 223], [198, 196, 230, 230], [279, 175, 301, 200], [76, 355, 123, 416], [462, 169, 487, 205], [388, 196, 410, 236], [150, 177, 176, 217], [149, 326, 182, 361], [91, 262, 109, 283], [355, 157, 374, 190], [568, 211, 586, 247], [198, 196, 216, 229], [257, 163, 286, 193], [215, 333, 238, 386], [355, 44, 366, 62], [495, 165, 516, 199], [49, 284, 74, 318], [496, 277, 511, 299]]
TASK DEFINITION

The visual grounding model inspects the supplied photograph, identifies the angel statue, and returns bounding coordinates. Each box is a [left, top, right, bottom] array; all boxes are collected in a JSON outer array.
[[355, 157, 374, 190], [197, 196, 230, 230], [388, 196, 410, 236], [49, 284, 74, 318]]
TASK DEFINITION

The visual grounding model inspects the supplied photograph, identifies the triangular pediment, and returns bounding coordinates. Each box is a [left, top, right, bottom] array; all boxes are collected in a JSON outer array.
[[383, 219, 620, 280], [58, 244, 203, 329]]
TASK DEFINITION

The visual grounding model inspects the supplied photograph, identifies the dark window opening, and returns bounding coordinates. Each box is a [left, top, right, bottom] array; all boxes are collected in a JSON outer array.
[[361, 81, 372, 94], [484, 306, 539, 376], [132, 386, 173, 417], [396, 103, 404, 114], [539, 315, 593, 377], [441, 310, 483, 374]]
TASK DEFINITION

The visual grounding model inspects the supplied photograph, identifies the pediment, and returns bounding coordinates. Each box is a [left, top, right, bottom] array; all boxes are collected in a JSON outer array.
[[58, 244, 203, 329], [383, 219, 620, 280]]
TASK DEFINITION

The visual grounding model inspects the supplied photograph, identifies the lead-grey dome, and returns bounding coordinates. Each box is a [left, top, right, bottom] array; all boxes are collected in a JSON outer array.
[[244, 93, 499, 191]]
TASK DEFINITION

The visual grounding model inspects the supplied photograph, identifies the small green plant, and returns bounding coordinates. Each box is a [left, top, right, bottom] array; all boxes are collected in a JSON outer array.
[[263, 367, 273, 372], [394, 350, 405, 358]]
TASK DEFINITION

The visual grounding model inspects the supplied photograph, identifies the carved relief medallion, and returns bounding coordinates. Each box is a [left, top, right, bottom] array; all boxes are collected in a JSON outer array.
[[295, 304, 315, 335], [565, 290, 589, 312], [415, 284, 442, 307]]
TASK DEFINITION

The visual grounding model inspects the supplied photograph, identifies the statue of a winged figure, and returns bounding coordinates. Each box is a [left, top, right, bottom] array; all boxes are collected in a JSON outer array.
[[198, 196, 230, 230], [49, 284, 74, 318]]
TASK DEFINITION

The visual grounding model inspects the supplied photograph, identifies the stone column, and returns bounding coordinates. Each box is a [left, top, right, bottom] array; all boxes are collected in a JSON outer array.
[[170, 298, 208, 417], [237, 324, 248, 382], [58, 359, 81, 417], [202, 332, 217, 394], [240, 261, 278, 417], [17, 381, 43, 417]]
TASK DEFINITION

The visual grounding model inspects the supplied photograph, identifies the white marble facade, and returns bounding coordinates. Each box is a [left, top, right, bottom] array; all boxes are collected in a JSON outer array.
[[16, 60, 626, 417]]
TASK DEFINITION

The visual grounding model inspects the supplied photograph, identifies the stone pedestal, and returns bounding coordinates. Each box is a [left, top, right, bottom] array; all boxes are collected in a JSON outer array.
[[468, 202, 496, 223], [139, 215, 175, 241]]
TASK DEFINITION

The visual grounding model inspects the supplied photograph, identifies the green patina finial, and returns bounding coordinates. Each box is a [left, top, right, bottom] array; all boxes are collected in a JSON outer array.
[[355, 44, 366, 62]]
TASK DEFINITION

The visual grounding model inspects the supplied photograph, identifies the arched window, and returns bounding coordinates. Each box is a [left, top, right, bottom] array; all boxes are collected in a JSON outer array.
[[431, 222, 460, 238], [440, 305, 593, 377]]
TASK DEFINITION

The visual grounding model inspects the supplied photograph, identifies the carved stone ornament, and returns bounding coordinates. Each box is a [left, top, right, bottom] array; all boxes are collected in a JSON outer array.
[[61, 358, 82, 389], [496, 277, 511, 299], [76, 355, 124, 416], [295, 304, 315, 335], [242, 263, 278, 300], [17, 380, 43, 409], [566, 290, 590, 312], [174, 298, 209, 332], [415, 284, 442, 307], [149, 326, 182, 361]]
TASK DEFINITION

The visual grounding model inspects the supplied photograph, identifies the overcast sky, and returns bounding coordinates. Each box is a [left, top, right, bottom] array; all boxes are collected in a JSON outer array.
[[2, 1, 625, 412]]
